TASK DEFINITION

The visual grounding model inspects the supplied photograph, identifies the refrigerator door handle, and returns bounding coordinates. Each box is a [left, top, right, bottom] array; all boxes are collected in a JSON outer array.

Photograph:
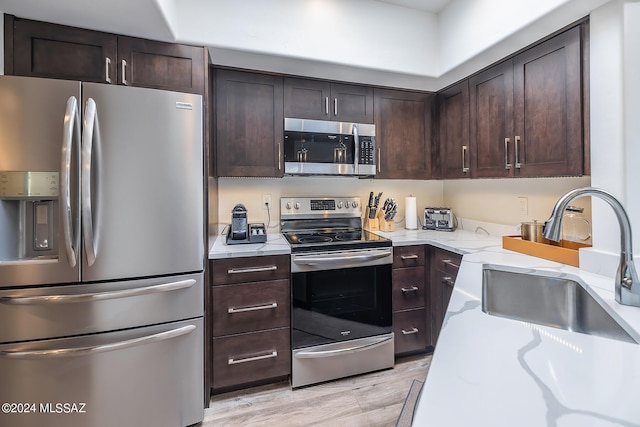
[[0, 324, 196, 359], [61, 96, 81, 267], [81, 98, 101, 266]]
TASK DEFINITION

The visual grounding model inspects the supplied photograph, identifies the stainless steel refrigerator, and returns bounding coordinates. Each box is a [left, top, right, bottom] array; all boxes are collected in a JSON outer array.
[[0, 75, 205, 427]]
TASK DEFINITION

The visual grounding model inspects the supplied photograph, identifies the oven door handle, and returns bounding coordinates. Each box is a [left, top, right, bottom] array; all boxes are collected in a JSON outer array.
[[293, 249, 392, 265], [294, 335, 393, 359]]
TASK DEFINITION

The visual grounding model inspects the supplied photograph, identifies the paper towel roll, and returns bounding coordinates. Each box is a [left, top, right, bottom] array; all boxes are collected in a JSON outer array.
[[405, 196, 418, 230]]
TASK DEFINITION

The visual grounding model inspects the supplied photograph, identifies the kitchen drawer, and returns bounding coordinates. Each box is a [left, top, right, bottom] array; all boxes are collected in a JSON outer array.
[[392, 267, 426, 311], [433, 248, 462, 277], [393, 308, 428, 354], [211, 255, 290, 285], [393, 245, 425, 268], [212, 279, 290, 336], [212, 327, 291, 390]]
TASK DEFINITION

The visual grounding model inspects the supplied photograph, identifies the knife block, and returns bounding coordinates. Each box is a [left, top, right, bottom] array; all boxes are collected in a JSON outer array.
[[377, 208, 395, 232], [364, 208, 379, 231]]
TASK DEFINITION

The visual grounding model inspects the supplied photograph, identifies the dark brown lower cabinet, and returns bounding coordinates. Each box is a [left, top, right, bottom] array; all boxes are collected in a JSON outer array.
[[392, 245, 430, 356], [209, 255, 291, 393], [430, 247, 462, 346]]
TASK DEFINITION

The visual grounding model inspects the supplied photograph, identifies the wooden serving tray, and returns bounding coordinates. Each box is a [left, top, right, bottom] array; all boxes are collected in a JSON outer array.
[[502, 236, 591, 267]]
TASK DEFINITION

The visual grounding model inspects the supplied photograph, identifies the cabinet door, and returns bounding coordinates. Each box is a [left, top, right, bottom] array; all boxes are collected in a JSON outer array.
[[438, 80, 470, 178], [331, 83, 374, 123], [117, 36, 205, 94], [513, 26, 583, 177], [469, 60, 515, 178], [283, 77, 331, 120], [11, 16, 117, 83], [215, 69, 284, 177], [374, 89, 435, 179]]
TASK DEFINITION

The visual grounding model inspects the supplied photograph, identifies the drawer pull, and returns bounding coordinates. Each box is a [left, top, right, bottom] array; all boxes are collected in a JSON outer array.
[[400, 254, 419, 260], [442, 276, 455, 287], [228, 303, 277, 313], [227, 265, 278, 274], [401, 327, 419, 335], [441, 259, 460, 269], [228, 351, 277, 365], [401, 286, 419, 293]]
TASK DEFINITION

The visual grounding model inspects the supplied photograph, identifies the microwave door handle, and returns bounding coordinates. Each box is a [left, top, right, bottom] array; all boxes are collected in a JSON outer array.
[[353, 124, 359, 174], [81, 98, 101, 266], [61, 96, 80, 268]]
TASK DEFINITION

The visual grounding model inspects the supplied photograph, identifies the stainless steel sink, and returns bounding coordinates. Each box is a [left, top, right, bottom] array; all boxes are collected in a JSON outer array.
[[482, 266, 639, 344]]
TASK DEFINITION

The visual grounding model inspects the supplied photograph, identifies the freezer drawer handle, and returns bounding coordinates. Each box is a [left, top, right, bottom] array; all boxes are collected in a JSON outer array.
[[227, 265, 278, 274], [295, 335, 392, 359], [228, 351, 277, 365], [228, 302, 277, 313], [0, 325, 196, 359], [0, 279, 196, 305]]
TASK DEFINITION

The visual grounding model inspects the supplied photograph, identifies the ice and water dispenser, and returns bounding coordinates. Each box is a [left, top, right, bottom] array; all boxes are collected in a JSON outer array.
[[0, 171, 59, 262]]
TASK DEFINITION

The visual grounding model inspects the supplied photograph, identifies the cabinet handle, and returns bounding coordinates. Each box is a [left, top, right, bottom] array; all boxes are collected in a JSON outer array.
[[442, 259, 460, 269], [377, 148, 381, 173], [121, 59, 128, 85], [401, 327, 419, 335], [325, 97, 329, 115], [334, 98, 338, 116], [504, 137, 512, 170], [278, 142, 282, 171], [228, 302, 277, 314], [462, 145, 470, 173], [227, 265, 278, 274], [400, 254, 419, 260], [442, 276, 455, 287], [515, 135, 522, 169], [401, 286, 419, 293], [105, 57, 112, 83], [228, 351, 277, 365]]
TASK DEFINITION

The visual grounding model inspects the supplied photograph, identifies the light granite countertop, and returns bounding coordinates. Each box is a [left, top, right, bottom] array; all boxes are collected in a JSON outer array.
[[209, 227, 640, 426]]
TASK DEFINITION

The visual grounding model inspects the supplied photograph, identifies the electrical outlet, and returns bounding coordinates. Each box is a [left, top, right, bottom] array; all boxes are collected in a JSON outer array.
[[262, 194, 272, 210], [517, 196, 528, 216]]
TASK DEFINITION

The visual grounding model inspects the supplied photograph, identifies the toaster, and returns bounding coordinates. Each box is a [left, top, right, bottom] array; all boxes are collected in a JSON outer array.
[[423, 207, 456, 231]]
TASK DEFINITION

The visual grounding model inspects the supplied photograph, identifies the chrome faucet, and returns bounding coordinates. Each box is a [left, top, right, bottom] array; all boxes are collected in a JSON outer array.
[[543, 187, 640, 307]]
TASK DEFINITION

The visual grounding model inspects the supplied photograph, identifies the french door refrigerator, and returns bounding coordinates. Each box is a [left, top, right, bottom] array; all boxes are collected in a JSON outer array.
[[0, 75, 205, 427]]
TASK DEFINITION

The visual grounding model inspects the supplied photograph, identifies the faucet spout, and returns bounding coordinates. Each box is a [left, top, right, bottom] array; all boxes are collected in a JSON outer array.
[[543, 187, 640, 307]]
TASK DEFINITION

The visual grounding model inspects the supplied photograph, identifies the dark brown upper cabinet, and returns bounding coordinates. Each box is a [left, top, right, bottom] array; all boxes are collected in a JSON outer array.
[[214, 69, 284, 178], [438, 80, 470, 179], [375, 88, 436, 179], [512, 26, 583, 177], [5, 15, 205, 95], [439, 23, 585, 179], [284, 77, 374, 123]]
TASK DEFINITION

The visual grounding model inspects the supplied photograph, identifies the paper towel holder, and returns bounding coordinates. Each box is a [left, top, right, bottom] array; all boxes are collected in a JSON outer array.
[[405, 195, 418, 230]]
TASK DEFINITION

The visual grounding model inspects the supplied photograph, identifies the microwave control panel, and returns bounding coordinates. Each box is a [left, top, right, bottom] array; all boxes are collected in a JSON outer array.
[[359, 137, 375, 165]]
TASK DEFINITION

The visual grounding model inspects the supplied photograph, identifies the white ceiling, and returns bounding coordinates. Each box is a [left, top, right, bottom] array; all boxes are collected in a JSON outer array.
[[376, 0, 451, 13]]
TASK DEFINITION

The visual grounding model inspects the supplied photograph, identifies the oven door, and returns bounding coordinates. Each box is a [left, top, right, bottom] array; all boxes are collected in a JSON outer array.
[[291, 258, 392, 350]]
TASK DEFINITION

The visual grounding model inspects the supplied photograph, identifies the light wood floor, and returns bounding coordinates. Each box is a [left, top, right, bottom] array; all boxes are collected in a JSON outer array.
[[200, 353, 432, 427]]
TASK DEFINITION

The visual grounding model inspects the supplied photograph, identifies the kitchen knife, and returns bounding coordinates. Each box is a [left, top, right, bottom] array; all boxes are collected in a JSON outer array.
[[374, 192, 382, 208]]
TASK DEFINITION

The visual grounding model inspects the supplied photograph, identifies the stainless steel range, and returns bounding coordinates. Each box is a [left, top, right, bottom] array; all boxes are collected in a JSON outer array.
[[281, 197, 394, 388]]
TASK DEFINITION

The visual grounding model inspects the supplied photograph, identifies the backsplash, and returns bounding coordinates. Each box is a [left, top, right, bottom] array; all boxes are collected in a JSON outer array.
[[211, 175, 591, 235]]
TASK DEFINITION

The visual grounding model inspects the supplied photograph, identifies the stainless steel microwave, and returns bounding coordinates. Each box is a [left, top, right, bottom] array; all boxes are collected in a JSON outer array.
[[283, 118, 376, 177]]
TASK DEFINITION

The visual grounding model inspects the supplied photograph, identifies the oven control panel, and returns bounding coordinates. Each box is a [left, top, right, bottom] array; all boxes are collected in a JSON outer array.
[[280, 197, 361, 219]]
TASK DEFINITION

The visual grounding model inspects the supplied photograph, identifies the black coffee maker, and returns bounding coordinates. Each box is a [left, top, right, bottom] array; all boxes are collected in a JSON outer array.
[[226, 204, 266, 245]]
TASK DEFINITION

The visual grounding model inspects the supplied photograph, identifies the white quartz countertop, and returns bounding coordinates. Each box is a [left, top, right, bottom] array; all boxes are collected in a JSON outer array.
[[209, 227, 640, 426]]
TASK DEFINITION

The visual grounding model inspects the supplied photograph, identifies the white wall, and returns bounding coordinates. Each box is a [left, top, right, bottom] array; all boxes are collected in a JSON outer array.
[[579, 0, 640, 278], [215, 177, 443, 233], [172, 0, 438, 78], [443, 177, 592, 227]]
